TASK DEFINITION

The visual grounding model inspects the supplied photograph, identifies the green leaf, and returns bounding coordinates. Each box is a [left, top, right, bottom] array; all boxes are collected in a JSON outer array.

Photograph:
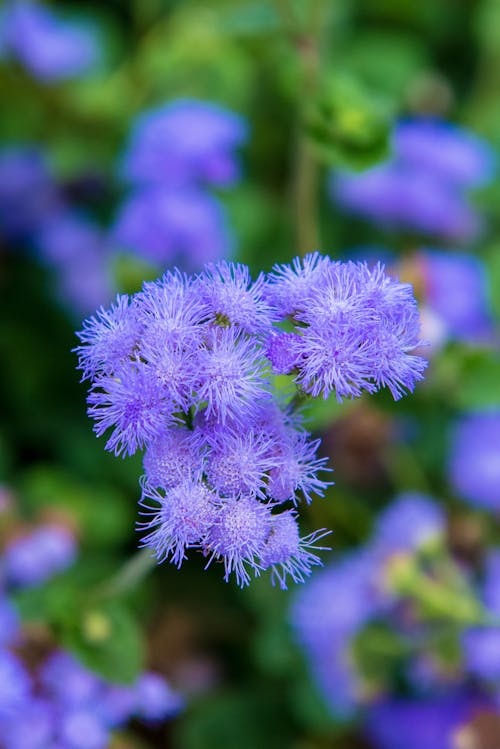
[[60, 601, 144, 684], [305, 73, 393, 170]]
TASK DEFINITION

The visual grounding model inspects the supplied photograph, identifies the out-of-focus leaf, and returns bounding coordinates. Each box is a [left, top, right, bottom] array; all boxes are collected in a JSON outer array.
[[20, 465, 134, 547], [61, 600, 144, 684], [174, 690, 294, 749], [305, 73, 393, 170]]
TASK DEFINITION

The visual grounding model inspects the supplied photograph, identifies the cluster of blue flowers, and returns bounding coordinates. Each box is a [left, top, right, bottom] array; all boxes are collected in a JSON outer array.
[[113, 99, 248, 270], [449, 411, 500, 511], [0, 1, 99, 82], [76, 253, 426, 588], [0, 523, 181, 749], [332, 119, 494, 241], [292, 491, 500, 748], [0, 148, 113, 314], [415, 249, 495, 346]]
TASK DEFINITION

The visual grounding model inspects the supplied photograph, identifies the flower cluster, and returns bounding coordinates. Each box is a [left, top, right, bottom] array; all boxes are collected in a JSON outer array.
[[292, 491, 500, 748], [331, 119, 495, 241], [0, 1, 99, 82], [449, 411, 500, 511], [0, 520, 181, 749], [76, 254, 426, 587], [417, 249, 494, 346], [113, 99, 248, 270], [0, 148, 113, 314]]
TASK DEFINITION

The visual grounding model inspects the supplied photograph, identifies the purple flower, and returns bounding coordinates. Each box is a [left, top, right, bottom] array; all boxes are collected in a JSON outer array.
[[332, 165, 480, 240], [134, 672, 184, 721], [35, 211, 113, 314], [205, 427, 276, 499], [59, 709, 108, 749], [0, 650, 31, 718], [88, 363, 176, 457], [0, 697, 55, 749], [448, 412, 500, 511], [4, 525, 76, 587], [286, 260, 426, 401], [291, 550, 378, 715], [463, 551, 500, 684], [77, 254, 425, 586], [3, 1, 99, 81], [371, 493, 445, 560], [121, 99, 248, 188], [260, 511, 329, 590], [205, 497, 272, 587], [266, 252, 332, 318], [195, 327, 270, 426], [395, 120, 495, 188], [113, 187, 232, 270], [0, 596, 20, 647], [75, 294, 142, 380], [143, 426, 206, 489], [138, 479, 219, 567], [364, 695, 480, 749], [331, 119, 494, 241], [40, 652, 101, 707], [0, 147, 59, 240], [420, 250, 494, 343], [267, 430, 332, 504], [196, 261, 274, 335]]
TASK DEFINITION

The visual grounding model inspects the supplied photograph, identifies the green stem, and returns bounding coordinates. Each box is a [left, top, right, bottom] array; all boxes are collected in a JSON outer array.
[[92, 547, 157, 601], [275, 0, 326, 256]]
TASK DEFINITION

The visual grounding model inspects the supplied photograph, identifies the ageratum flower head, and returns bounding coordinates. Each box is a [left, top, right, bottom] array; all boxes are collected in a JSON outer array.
[[1, 1, 100, 81], [331, 118, 495, 241], [121, 99, 248, 188], [449, 411, 500, 511], [76, 255, 426, 587], [112, 187, 232, 270]]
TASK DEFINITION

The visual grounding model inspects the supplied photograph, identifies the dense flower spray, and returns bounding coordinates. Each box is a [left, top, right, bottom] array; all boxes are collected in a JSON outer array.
[[76, 254, 426, 587], [331, 119, 494, 241], [0, 524, 181, 749]]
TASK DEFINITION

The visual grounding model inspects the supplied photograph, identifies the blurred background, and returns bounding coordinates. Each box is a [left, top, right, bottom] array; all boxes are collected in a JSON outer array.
[[2, 1, 500, 747]]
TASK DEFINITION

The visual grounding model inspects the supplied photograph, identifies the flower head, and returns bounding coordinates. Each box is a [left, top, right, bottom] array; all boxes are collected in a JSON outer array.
[[449, 412, 500, 510], [122, 99, 248, 187]]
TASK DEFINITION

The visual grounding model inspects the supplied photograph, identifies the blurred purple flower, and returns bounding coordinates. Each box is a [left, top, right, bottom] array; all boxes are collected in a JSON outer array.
[[0, 596, 20, 647], [448, 412, 500, 510], [291, 551, 378, 715], [0, 650, 31, 718], [4, 525, 77, 587], [134, 672, 184, 721], [395, 120, 494, 188], [0, 148, 60, 240], [371, 492, 445, 560], [331, 119, 495, 241], [121, 99, 248, 188], [36, 211, 114, 314], [364, 695, 481, 749], [113, 187, 233, 270], [420, 250, 494, 343], [2, 1, 99, 81]]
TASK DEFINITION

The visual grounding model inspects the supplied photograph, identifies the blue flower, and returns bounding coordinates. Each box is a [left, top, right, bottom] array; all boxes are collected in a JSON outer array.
[[261, 511, 330, 590], [88, 363, 177, 457], [331, 119, 494, 241], [371, 492, 445, 559], [4, 525, 76, 588], [421, 250, 494, 343], [113, 187, 233, 270], [449, 412, 500, 510], [121, 99, 248, 188], [138, 479, 219, 567], [364, 695, 481, 749], [3, 1, 99, 81], [205, 496, 272, 587]]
